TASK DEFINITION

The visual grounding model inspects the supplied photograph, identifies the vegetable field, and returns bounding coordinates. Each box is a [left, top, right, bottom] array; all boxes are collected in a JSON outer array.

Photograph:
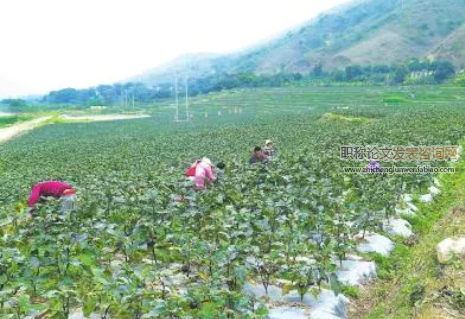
[[1, 86, 465, 319]]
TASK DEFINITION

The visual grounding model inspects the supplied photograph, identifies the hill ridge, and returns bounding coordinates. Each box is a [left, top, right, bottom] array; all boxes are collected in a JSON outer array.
[[129, 0, 465, 85]]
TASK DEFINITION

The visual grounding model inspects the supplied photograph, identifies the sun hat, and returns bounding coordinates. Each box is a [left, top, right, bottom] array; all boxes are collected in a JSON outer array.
[[265, 139, 273, 145]]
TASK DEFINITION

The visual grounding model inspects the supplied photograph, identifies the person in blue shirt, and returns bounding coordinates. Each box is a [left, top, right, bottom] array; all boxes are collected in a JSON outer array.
[[249, 146, 269, 165]]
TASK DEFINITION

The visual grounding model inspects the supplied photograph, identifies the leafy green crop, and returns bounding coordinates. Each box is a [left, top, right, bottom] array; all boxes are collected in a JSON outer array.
[[1, 86, 465, 318]]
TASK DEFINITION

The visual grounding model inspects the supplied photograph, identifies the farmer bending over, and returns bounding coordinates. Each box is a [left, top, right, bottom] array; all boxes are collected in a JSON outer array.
[[249, 146, 269, 165], [27, 181, 77, 217], [185, 157, 223, 190]]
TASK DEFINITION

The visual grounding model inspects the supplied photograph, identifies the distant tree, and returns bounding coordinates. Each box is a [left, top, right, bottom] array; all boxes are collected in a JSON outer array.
[[96, 84, 116, 105], [392, 65, 409, 84], [407, 59, 430, 72], [237, 72, 257, 86], [312, 63, 324, 77], [372, 64, 391, 74], [345, 65, 364, 81], [363, 65, 373, 75], [432, 60, 455, 82], [0, 99, 29, 112], [294, 73, 303, 81], [78, 88, 98, 105], [45, 88, 79, 104], [1, 99, 27, 108], [87, 98, 105, 107], [332, 70, 346, 82], [408, 59, 422, 72]]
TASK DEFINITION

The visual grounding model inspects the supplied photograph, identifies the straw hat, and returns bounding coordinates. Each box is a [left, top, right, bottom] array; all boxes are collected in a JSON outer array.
[[265, 139, 273, 145]]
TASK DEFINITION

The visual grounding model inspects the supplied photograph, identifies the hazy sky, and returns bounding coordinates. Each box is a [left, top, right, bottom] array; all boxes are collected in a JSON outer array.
[[0, 0, 352, 98]]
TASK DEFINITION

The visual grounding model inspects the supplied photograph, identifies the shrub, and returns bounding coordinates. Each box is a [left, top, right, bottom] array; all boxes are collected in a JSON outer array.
[[453, 73, 465, 87]]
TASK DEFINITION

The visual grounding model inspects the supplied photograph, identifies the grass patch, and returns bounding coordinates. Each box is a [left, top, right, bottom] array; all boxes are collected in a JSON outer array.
[[453, 73, 465, 87], [341, 285, 361, 299], [0, 115, 34, 128], [320, 112, 373, 124]]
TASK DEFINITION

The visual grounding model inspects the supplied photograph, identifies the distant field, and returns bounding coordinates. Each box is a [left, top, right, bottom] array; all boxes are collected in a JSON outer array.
[[153, 85, 465, 120]]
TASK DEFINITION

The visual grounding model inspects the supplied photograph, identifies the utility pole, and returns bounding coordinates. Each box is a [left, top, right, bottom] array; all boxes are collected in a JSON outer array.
[[125, 89, 128, 109], [185, 77, 189, 120], [175, 76, 179, 122], [132, 88, 135, 110]]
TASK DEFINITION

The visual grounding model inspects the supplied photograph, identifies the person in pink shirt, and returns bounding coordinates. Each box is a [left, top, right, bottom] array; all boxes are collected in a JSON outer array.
[[27, 181, 77, 216], [185, 157, 223, 190]]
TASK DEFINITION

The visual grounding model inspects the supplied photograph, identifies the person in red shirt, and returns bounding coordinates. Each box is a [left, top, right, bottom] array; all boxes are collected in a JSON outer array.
[[27, 181, 77, 216]]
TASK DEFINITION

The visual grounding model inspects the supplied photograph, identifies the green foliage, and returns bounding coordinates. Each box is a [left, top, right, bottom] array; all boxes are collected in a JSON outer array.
[[40, 73, 305, 110], [1, 86, 465, 317], [0, 99, 31, 112], [432, 60, 456, 82], [364, 153, 465, 318], [450, 288, 465, 311], [453, 73, 465, 86], [0, 115, 34, 128], [392, 65, 409, 84], [311, 63, 325, 77], [20, 57, 459, 113], [341, 285, 360, 298]]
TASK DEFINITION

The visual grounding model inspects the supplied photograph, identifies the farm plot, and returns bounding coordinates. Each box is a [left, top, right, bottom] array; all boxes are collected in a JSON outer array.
[[1, 86, 465, 318], [153, 86, 465, 122]]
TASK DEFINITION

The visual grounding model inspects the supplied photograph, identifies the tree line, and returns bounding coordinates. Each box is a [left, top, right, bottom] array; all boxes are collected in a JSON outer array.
[[323, 59, 457, 84], [1, 59, 459, 111]]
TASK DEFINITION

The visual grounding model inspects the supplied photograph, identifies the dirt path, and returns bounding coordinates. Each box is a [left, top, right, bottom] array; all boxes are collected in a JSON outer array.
[[0, 114, 150, 145], [60, 114, 150, 122], [0, 117, 51, 144]]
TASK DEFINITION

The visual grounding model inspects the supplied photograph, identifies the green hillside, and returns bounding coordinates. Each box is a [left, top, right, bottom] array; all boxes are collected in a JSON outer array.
[[429, 22, 465, 64], [131, 0, 465, 86]]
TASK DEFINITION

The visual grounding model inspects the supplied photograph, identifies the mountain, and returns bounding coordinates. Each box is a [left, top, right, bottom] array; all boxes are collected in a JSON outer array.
[[129, 0, 465, 85], [130, 53, 221, 85]]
